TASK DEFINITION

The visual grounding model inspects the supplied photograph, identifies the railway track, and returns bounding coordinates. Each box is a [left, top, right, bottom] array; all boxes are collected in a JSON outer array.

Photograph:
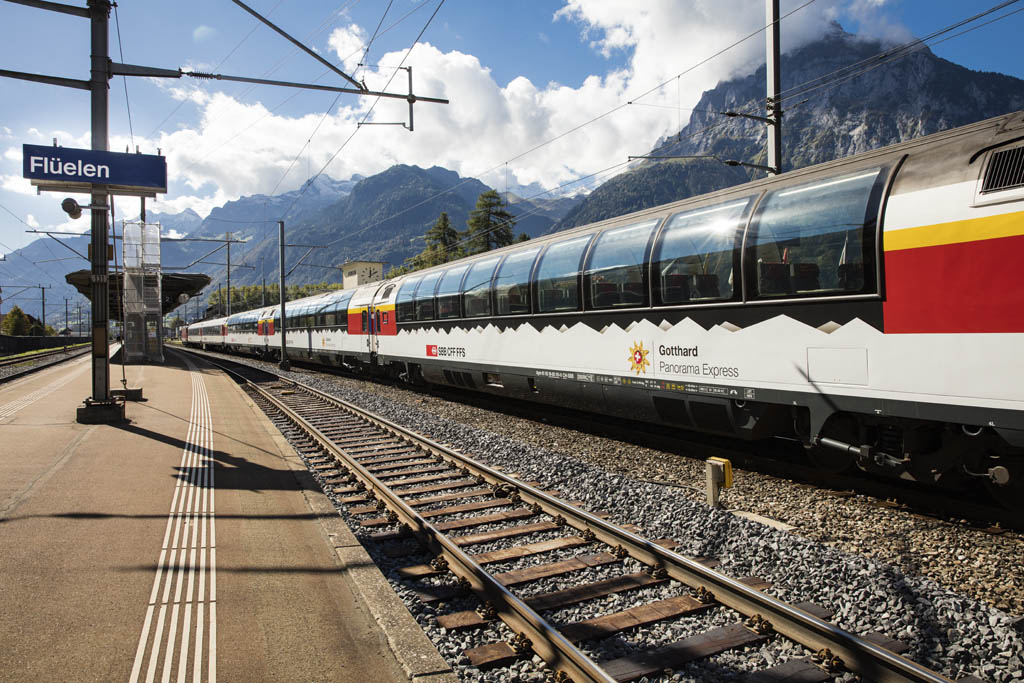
[[0, 346, 90, 383], [187, 348, 978, 683], [0, 345, 83, 368]]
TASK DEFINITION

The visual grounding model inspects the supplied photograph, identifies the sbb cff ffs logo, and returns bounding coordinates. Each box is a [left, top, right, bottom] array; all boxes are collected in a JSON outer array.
[[425, 344, 467, 358]]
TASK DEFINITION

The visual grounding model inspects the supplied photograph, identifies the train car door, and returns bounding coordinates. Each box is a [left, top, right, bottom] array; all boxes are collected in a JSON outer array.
[[370, 282, 398, 352], [346, 285, 379, 361]]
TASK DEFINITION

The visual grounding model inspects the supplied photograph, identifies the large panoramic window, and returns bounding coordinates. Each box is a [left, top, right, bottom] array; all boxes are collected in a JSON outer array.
[[534, 235, 592, 313], [750, 168, 884, 298], [462, 256, 500, 318], [396, 276, 422, 323], [583, 218, 660, 309], [652, 198, 750, 305], [436, 265, 469, 319], [414, 271, 443, 321], [494, 247, 540, 315]]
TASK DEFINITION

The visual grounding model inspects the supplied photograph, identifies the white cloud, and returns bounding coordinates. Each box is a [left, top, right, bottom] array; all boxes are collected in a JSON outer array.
[[54, 215, 90, 235], [150, 188, 230, 219], [2, 127, 12, 138], [4, 147, 20, 161], [25, 214, 39, 228], [1, 175, 35, 195], [163, 229, 187, 240], [327, 24, 369, 73], [845, 0, 913, 43], [134, 1, 903, 215], [193, 25, 217, 43]]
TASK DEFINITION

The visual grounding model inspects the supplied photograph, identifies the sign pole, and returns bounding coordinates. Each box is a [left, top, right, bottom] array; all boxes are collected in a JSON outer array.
[[90, 0, 111, 398], [80, 0, 119, 421]]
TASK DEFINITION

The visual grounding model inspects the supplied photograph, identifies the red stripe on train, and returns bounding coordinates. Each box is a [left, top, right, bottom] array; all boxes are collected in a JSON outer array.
[[883, 233, 1024, 333]]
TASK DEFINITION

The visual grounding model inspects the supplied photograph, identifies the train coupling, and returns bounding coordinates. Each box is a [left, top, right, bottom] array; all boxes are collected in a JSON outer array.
[[814, 436, 907, 472]]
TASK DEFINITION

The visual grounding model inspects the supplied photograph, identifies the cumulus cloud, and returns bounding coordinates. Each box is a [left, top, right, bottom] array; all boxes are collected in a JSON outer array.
[[4, 147, 20, 161], [844, 0, 913, 43], [25, 214, 39, 228], [150, 188, 231, 219], [1, 175, 35, 195], [327, 24, 368, 73], [193, 25, 217, 43], [134, 0, 901, 214]]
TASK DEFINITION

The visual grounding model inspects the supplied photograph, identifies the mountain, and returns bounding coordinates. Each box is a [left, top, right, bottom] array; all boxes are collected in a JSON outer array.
[[554, 25, 1024, 231]]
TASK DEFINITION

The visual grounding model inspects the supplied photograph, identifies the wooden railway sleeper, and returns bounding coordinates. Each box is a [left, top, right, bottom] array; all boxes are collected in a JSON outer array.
[[215, 357, 953, 683]]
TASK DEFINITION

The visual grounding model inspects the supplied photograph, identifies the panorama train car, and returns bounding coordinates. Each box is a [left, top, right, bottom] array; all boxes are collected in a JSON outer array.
[[188, 111, 1024, 508]]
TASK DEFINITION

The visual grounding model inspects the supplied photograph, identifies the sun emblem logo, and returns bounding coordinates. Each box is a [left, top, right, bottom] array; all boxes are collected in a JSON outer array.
[[628, 340, 650, 375]]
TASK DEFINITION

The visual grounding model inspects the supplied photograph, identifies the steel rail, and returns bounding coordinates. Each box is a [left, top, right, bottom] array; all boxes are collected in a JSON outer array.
[[223, 366, 615, 683], [0, 347, 90, 383], [188, 348, 956, 683], [324, 389, 955, 683], [0, 345, 85, 368]]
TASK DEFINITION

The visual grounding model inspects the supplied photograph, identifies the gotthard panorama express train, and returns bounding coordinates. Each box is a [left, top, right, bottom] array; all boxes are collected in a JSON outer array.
[[187, 111, 1024, 508]]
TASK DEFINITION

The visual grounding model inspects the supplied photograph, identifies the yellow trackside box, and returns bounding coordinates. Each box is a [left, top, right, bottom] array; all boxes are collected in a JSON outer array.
[[707, 457, 733, 488]]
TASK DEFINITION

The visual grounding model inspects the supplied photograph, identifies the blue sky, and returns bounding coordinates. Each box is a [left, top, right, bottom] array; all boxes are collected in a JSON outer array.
[[1, 0, 1022, 261]]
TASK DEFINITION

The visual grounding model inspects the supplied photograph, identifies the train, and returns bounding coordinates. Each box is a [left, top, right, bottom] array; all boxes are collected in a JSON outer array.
[[186, 110, 1024, 509]]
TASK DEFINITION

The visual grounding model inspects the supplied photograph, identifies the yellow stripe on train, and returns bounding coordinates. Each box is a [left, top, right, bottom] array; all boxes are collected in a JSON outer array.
[[884, 210, 1024, 252]]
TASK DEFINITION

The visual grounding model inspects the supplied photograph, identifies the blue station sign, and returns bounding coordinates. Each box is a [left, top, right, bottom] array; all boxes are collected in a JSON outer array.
[[23, 144, 167, 194]]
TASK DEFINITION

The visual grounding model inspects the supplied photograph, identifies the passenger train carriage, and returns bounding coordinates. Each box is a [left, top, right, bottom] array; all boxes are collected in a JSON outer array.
[[189, 111, 1024, 508]]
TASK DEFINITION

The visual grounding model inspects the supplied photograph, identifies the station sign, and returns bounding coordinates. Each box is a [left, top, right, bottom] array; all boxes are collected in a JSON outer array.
[[22, 144, 167, 196]]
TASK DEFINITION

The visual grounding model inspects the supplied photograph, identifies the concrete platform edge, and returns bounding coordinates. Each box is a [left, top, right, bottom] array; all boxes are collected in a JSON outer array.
[[238, 387, 458, 683]]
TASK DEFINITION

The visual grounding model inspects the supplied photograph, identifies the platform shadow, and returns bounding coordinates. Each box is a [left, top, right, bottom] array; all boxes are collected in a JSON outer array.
[[111, 420, 320, 493]]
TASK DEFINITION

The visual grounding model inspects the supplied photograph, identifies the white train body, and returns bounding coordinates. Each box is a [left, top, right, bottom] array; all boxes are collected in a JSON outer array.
[[189, 111, 1024, 500]]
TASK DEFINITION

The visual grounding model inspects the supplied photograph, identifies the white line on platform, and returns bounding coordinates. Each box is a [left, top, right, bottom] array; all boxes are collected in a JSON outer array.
[[129, 358, 217, 683]]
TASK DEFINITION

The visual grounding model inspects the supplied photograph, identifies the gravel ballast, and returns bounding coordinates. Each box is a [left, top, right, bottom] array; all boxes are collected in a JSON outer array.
[[207, 351, 1024, 682]]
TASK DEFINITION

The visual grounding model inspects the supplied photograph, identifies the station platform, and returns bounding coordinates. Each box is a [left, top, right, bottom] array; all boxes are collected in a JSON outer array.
[[0, 347, 455, 683]]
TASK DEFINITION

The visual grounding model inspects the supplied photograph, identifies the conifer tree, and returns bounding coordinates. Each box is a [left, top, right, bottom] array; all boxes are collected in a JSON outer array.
[[463, 190, 516, 255]]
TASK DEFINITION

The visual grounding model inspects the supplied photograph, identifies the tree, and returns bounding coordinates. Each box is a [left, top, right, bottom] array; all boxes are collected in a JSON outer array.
[[1, 305, 30, 336], [425, 212, 459, 259], [462, 190, 516, 255]]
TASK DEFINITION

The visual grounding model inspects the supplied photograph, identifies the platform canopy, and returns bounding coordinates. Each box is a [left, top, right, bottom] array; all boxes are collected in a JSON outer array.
[[65, 271, 211, 316]]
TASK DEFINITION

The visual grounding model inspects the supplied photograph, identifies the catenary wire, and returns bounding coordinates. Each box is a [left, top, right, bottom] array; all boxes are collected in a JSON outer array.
[[113, 4, 135, 148]]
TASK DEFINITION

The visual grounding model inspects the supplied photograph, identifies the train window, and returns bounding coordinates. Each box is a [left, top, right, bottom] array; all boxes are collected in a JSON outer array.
[[749, 168, 884, 298], [396, 276, 422, 323], [436, 265, 469, 319], [652, 198, 750, 305], [535, 235, 593, 313], [415, 271, 443, 321], [330, 291, 353, 328], [462, 257, 500, 318], [494, 247, 540, 315], [584, 218, 660, 309]]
